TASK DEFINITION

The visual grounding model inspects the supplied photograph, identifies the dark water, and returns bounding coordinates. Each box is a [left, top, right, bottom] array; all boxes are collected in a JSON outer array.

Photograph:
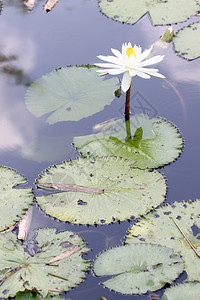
[[1, 1, 200, 299]]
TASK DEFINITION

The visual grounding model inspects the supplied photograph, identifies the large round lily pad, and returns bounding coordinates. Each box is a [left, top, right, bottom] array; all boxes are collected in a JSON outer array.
[[173, 21, 200, 60], [98, 0, 199, 25], [162, 282, 200, 300], [25, 66, 119, 124], [126, 200, 200, 281], [0, 166, 33, 231], [36, 156, 166, 225], [0, 228, 90, 298], [73, 114, 183, 169], [93, 243, 183, 294]]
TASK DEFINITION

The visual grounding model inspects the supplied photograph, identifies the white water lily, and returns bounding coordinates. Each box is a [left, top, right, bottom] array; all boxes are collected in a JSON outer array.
[[95, 42, 165, 93]]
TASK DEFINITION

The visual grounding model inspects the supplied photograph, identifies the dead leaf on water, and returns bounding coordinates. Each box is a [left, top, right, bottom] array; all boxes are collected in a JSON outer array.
[[37, 182, 104, 194], [18, 206, 33, 241], [47, 245, 82, 265], [44, 0, 59, 12]]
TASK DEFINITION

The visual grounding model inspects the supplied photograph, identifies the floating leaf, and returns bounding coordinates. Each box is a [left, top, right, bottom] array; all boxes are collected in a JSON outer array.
[[36, 156, 166, 225], [0, 228, 90, 298], [93, 243, 184, 294], [98, 0, 199, 25], [162, 282, 200, 300], [24, 0, 36, 10], [25, 66, 119, 124], [73, 114, 183, 169], [15, 291, 65, 300], [126, 200, 200, 281], [18, 206, 33, 241], [0, 166, 33, 232], [44, 0, 58, 12], [173, 21, 200, 60]]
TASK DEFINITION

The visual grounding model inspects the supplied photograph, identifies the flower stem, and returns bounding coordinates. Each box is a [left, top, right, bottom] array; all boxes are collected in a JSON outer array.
[[125, 85, 131, 118]]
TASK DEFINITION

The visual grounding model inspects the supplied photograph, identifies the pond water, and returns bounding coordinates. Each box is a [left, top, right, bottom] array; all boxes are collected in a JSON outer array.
[[0, 1, 200, 299]]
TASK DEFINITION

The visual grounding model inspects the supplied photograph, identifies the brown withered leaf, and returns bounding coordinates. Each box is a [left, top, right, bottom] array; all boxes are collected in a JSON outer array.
[[47, 245, 82, 264], [18, 206, 33, 241], [37, 182, 104, 194], [44, 0, 59, 12]]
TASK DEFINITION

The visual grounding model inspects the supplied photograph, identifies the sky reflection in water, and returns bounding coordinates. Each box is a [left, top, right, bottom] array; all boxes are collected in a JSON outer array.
[[0, 1, 200, 299]]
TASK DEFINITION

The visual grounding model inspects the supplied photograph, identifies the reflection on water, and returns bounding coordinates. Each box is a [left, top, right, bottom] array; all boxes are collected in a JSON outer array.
[[0, 1, 200, 300]]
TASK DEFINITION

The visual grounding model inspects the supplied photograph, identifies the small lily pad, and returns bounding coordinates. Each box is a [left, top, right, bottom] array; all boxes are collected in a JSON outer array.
[[0, 228, 90, 298], [173, 21, 200, 60], [162, 282, 200, 300], [73, 114, 183, 169], [98, 0, 199, 25], [0, 166, 33, 231], [126, 200, 200, 281], [25, 66, 119, 124], [93, 243, 184, 294], [36, 156, 166, 225]]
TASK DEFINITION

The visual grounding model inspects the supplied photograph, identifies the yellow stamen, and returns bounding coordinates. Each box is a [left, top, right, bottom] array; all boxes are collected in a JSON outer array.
[[126, 47, 136, 59]]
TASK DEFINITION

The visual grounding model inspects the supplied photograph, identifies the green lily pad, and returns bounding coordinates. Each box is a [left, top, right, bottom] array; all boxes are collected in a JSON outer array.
[[126, 200, 200, 281], [25, 66, 119, 124], [162, 282, 200, 300], [173, 21, 200, 60], [93, 243, 184, 294], [0, 228, 90, 298], [0, 166, 33, 232], [36, 156, 166, 225], [15, 291, 65, 300], [98, 0, 199, 25], [73, 114, 183, 169]]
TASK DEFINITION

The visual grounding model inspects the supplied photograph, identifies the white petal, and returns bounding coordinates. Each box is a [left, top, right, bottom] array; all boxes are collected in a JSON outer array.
[[136, 71, 151, 79], [121, 71, 132, 92], [136, 67, 165, 78], [136, 46, 153, 64], [111, 48, 124, 61], [95, 63, 124, 69], [129, 69, 137, 76], [97, 68, 125, 75], [133, 45, 141, 56], [97, 55, 123, 65], [139, 55, 165, 67]]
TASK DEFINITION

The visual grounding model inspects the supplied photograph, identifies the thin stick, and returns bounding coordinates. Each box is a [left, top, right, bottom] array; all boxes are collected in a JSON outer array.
[[125, 85, 131, 117], [37, 183, 104, 194], [48, 273, 68, 281], [171, 217, 200, 258]]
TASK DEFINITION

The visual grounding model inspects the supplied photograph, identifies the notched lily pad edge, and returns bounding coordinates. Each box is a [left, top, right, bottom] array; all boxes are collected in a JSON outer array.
[[125, 199, 200, 243], [173, 21, 200, 61], [93, 243, 184, 296], [97, 0, 200, 26], [72, 116, 184, 170], [35, 156, 167, 226]]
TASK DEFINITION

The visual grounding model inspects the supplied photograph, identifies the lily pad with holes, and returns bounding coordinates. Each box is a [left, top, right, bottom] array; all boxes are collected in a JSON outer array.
[[25, 65, 119, 124], [0, 166, 33, 232], [93, 243, 184, 294], [126, 200, 200, 281], [0, 228, 90, 298], [73, 114, 183, 169], [162, 282, 200, 300], [98, 0, 199, 25], [173, 21, 200, 60], [36, 156, 166, 225]]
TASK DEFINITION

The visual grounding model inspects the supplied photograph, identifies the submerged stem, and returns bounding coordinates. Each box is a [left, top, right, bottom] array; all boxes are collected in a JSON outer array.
[[125, 85, 131, 118]]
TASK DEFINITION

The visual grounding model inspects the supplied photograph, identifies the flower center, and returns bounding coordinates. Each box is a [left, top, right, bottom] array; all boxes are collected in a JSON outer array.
[[126, 47, 136, 59]]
